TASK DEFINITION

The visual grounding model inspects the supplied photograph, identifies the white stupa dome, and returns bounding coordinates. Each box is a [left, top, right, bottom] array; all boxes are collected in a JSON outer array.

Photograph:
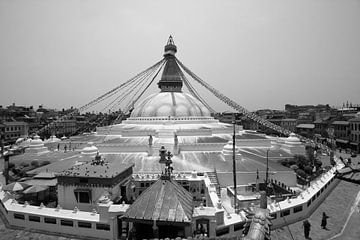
[[29, 135, 44, 147], [45, 135, 61, 143], [81, 142, 98, 155], [286, 133, 300, 143], [130, 92, 210, 118], [25, 135, 49, 155], [222, 141, 240, 155]]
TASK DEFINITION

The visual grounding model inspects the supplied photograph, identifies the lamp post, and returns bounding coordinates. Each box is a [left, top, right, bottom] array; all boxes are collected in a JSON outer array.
[[232, 114, 237, 213]]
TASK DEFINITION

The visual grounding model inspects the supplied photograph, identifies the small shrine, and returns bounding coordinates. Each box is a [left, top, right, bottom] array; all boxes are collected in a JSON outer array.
[[122, 146, 193, 239], [24, 135, 49, 155]]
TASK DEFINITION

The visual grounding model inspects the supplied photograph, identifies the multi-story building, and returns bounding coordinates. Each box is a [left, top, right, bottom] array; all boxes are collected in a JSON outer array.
[[281, 118, 297, 133], [332, 121, 350, 148], [53, 119, 77, 137], [313, 118, 332, 139], [296, 124, 315, 138], [2, 121, 29, 144], [0, 103, 36, 121], [349, 114, 360, 153]]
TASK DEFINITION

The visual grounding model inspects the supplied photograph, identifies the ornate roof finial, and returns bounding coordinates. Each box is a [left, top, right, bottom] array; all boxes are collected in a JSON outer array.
[[159, 146, 174, 180], [159, 146, 167, 164]]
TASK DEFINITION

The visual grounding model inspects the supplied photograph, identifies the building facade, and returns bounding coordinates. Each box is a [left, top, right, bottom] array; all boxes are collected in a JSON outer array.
[[349, 114, 360, 153], [2, 121, 29, 144]]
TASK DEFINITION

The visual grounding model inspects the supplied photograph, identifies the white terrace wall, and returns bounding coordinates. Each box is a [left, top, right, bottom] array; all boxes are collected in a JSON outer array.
[[0, 190, 129, 240], [269, 164, 343, 229], [179, 143, 226, 152], [236, 139, 272, 148], [97, 144, 149, 153]]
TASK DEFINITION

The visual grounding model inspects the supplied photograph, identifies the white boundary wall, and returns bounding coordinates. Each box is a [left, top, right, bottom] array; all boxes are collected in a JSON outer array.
[[0, 191, 128, 239]]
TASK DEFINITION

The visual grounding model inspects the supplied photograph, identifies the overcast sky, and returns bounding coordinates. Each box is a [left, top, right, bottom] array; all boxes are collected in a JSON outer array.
[[1, 0, 360, 112]]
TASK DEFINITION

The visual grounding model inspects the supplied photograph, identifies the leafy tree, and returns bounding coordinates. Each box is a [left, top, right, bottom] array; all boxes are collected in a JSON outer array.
[[40, 160, 51, 166], [296, 169, 307, 178], [20, 162, 30, 167], [294, 155, 309, 169], [8, 162, 15, 169], [30, 160, 40, 168], [304, 165, 313, 175]]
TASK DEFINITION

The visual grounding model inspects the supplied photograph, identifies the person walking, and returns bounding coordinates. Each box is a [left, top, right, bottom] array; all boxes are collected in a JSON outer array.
[[321, 212, 329, 229], [303, 219, 311, 239]]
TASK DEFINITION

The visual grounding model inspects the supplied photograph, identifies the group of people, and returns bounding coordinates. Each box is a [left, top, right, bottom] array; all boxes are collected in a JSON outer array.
[[303, 212, 329, 239]]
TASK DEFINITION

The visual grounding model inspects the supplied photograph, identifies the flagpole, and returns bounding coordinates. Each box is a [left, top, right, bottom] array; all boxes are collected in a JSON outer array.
[[232, 114, 237, 213]]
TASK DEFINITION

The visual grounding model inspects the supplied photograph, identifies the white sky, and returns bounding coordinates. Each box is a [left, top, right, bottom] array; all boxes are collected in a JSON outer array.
[[1, 0, 360, 112]]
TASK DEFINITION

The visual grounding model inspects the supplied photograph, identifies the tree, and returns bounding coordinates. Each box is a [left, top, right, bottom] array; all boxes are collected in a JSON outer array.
[[296, 169, 307, 178], [30, 160, 39, 168], [294, 155, 309, 169]]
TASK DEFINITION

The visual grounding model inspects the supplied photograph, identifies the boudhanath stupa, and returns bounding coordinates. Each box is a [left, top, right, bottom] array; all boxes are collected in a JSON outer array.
[[63, 36, 302, 185], [0, 37, 345, 240]]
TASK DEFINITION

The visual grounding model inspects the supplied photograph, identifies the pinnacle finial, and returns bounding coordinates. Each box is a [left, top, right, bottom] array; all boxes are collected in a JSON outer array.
[[167, 35, 175, 45], [164, 35, 177, 57]]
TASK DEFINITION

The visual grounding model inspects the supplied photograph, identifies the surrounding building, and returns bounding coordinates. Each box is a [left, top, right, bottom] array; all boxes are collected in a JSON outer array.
[[296, 123, 315, 138], [332, 121, 350, 149], [2, 121, 29, 144], [349, 113, 360, 153], [57, 153, 133, 211]]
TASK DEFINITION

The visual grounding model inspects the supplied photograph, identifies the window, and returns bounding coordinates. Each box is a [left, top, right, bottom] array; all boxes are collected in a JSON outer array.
[[29, 215, 41, 222], [61, 219, 73, 227], [14, 213, 25, 220], [280, 209, 290, 217], [270, 213, 277, 219], [293, 206, 303, 213], [74, 190, 91, 203], [140, 183, 144, 188], [44, 217, 57, 224], [78, 221, 92, 228], [307, 200, 311, 207], [316, 191, 320, 197], [96, 223, 110, 231], [216, 227, 229, 236]]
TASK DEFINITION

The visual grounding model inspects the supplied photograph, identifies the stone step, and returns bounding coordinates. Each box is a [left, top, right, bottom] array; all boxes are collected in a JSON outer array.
[[206, 171, 221, 197]]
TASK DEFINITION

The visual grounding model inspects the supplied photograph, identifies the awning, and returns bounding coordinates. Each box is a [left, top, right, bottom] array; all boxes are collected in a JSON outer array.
[[336, 139, 349, 144], [296, 124, 315, 129], [350, 142, 360, 146], [23, 185, 48, 194], [24, 179, 57, 186]]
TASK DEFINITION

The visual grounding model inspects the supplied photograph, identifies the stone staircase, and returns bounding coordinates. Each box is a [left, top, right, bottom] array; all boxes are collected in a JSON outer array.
[[206, 171, 221, 197], [157, 129, 175, 138], [152, 129, 177, 154]]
